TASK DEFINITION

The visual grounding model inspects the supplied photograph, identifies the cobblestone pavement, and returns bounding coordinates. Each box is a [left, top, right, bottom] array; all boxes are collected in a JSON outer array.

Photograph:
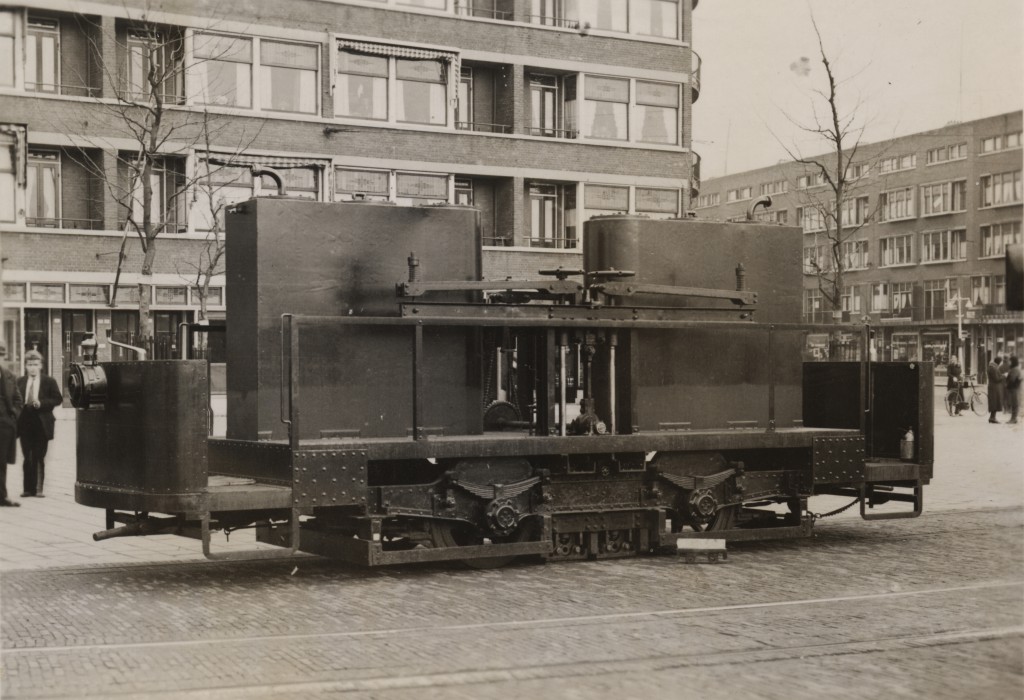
[[1, 508, 1022, 698]]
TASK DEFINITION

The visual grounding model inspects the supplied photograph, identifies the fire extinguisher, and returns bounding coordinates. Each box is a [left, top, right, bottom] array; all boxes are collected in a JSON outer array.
[[899, 427, 915, 461]]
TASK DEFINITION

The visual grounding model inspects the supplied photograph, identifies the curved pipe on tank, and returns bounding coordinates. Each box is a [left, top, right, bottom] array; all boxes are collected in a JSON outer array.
[[746, 195, 773, 220], [252, 167, 288, 196]]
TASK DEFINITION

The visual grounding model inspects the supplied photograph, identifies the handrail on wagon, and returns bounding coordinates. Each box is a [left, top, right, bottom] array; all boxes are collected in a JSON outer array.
[[278, 312, 872, 444]]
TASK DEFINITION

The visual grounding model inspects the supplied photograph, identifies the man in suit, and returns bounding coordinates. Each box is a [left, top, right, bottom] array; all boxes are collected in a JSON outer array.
[[17, 350, 62, 497], [0, 340, 23, 506]]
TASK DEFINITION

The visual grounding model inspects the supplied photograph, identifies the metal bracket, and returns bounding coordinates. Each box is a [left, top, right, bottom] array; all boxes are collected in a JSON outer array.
[[201, 508, 301, 560], [860, 483, 923, 520]]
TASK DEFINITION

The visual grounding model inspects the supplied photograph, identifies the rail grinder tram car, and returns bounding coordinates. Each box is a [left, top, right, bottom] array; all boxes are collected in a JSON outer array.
[[70, 197, 934, 567]]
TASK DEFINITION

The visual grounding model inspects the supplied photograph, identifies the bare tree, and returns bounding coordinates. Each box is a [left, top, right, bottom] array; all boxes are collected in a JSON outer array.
[[775, 16, 890, 321], [62, 10, 249, 351]]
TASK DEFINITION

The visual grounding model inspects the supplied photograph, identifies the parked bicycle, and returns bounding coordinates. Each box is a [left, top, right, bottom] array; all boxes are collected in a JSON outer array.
[[945, 374, 988, 416]]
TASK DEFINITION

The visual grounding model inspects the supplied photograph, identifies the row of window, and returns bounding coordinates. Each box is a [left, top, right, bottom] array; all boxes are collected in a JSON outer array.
[[802, 221, 1021, 273], [2, 281, 224, 307], [696, 136, 1023, 208], [0, 11, 687, 146], [792, 174, 1021, 232], [804, 275, 1008, 317], [5, 146, 684, 249]]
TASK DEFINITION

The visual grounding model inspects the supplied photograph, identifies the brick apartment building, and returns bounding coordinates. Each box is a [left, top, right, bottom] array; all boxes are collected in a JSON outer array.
[[696, 111, 1024, 380], [0, 0, 700, 390]]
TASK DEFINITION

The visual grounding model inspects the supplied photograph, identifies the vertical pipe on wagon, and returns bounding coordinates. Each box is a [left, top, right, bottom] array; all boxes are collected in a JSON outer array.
[[609, 331, 618, 435], [559, 331, 568, 436]]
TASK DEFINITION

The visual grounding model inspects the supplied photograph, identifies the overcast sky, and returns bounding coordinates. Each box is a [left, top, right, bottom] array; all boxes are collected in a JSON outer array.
[[692, 0, 1024, 178]]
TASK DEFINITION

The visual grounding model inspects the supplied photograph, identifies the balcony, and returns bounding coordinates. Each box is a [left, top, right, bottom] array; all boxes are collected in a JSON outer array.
[[26, 217, 103, 230], [25, 82, 100, 98], [456, 121, 512, 135], [691, 50, 701, 102], [527, 14, 582, 29], [453, 2, 511, 20], [524, 126, 578, 139]]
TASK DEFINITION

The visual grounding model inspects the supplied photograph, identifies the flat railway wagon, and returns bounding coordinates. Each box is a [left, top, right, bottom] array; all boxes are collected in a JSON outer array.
[[71, 198, 933, 567]]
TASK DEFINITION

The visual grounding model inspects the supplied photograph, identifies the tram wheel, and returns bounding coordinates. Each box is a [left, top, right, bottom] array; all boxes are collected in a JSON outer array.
[[427, 520, 533, 569], [687, 504, 737, 533]]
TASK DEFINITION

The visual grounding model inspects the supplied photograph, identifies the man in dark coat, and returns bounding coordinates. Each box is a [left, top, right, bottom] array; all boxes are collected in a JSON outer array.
[[987, 355, 1005, 423], [17, 350, 62, 497], [0, 340, 24, 506]]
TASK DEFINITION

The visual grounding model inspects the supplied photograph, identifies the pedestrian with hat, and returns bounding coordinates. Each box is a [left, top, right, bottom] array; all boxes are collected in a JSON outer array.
[[17, 350, 62, 497], [0, 339, 24, 506]]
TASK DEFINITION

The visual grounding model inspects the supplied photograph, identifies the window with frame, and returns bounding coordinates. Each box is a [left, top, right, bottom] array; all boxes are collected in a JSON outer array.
[[880, 234, 914, 267], [530, 0, 678, 39], [0, 128, 20, 222], [696, 193, 719, 208], [335, 167, 390, 201], [980, 221, 1022, 258], [980, 170, 1022, 207], [926, 142, 967, 164], [192, 161, 252, 231], [754, 209, 788, 224], [971, 275, 1005, 306], [879, 153, 916, 173], [454, 177, 472, 206], [849, 163, 870, 179], [194, 33, 252, 108], [529, 74, 561, 136], [579, 0, 629, 33], [127, 156, 186, 233], [842, 240, 869, 270], [26, 150, 59, 227], [841, 285, 861, 314], [25, 17, 58, 93], [796, 173, 824, 189], [456, 66, 472, 128], [583, 75, 629, 141], [337, 52, 388, 120], [396, 171, 448, 204], [879, 187, 915, 221], [803, 244, 830, 274], [871, 282, 889, 312], [840, 196, 869, 226], [630, 0, 679, 39], [337, 49, 449, 126], [127, 29, 184, 103], [923, 279, 956, 321], [0, 11, 15, 88], [891, 282, 913, 316], [635, 80, 678, 144], [260, 40, 318, 114], [921, 180, 966, 216], [726, 186, 751, 203], [527, 182, 575, 249], [759, 180, 788, 196], [636, 187, 679, 218], [803, 288, 823, 320], [797, 206, 825, 232], [397, 59, 446, 125], [981, 132, 1020, 153], [920, 229, 966, 263]]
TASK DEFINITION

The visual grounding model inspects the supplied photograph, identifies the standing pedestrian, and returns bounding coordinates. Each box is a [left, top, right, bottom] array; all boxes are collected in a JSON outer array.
[[0, 340, 24, 507], [17, 350, 62, 497], [999, 353, 1011, 416], [1007, 356, 1021, 425], [947, 354, 964, 416], [987, 355, 1005, 423]]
